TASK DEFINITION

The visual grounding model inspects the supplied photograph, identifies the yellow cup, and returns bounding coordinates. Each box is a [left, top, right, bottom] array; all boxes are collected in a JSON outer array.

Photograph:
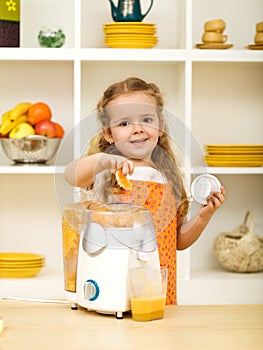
[[204, 19, 226, 33], [129, 266, 168, 322], [256, 22, 263, 33], [202, 32, 227, 43], [254, 32, 263, 44]]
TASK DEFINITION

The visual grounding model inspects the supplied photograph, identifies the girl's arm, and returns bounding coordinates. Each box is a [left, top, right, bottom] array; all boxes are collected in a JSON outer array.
[[176, 186, 226, 250], [64, 153, 134, 188]]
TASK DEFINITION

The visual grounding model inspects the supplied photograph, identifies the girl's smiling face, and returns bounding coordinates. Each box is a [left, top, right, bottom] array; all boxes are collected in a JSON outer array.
[[103, 92, 163, 161]]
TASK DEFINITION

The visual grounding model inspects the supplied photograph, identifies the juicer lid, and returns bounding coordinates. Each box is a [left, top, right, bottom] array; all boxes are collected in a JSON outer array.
[[82, 221, 156, 255]]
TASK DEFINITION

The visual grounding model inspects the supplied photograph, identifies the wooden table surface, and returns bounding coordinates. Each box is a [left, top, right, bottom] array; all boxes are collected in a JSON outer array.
[[0, 300, 262, 350]]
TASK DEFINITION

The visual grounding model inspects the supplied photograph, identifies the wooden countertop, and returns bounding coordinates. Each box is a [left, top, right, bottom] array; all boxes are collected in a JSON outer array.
[[0, 300, 262, 350]]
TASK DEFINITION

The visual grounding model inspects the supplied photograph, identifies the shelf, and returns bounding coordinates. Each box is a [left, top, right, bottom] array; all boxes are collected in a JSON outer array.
[[191, 48, 263, 62], [0, 268, 65, 300], [178, 267, 263, 304], [0, 48, 187, 63], [0, 165, 262, 176], [0, 48, 262, 63], [0, 48, 76, 61], [0, 165, 65, 174], [80, 48, 187, 62], [190, 267, 263, 281], [192, 167, 263, 175]]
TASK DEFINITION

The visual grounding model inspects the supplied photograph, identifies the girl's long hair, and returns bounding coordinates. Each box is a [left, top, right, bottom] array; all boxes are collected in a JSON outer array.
[[90, 77, 189, 218]]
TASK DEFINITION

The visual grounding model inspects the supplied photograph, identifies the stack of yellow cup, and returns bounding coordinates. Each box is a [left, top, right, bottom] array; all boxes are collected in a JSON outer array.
[[202, 19, 227, 44], [254, 22, 263, 45], [247, 21, 263, 49], [196, 19, 233, 49]]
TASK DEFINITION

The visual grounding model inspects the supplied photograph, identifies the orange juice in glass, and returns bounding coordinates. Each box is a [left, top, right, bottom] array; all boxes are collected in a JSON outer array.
[[129, 267, 167, 321]]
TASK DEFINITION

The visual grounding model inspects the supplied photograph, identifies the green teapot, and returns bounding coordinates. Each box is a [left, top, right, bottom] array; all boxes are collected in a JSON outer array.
[[108, 0, 154, 22]]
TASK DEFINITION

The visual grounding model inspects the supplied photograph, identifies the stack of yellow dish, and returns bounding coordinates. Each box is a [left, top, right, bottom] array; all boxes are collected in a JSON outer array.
[[0, 252, 45, 278], [103, 22, 158, 48], [204, 144, 263, 167]]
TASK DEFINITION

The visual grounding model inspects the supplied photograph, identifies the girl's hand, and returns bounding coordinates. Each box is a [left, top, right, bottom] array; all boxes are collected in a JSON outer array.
[[116, 159, 134, 176], [177, 186, 226, 250], [96, 153, 134, 176], [115, 158, 153, 175], [199, 186, 226, 221]]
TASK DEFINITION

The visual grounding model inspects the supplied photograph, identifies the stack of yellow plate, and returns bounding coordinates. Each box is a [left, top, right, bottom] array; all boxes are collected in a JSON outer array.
[[0, 252, 45, 278], [103, 22, 158, 48], [204, 144, 263, 167]]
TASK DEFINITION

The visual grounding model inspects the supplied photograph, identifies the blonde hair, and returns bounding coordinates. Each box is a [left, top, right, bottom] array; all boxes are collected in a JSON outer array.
[[90, 77, 189, 218]]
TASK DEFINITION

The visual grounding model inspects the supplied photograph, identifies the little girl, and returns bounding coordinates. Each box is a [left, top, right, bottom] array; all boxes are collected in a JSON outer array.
[[64, 77, 225, 305]]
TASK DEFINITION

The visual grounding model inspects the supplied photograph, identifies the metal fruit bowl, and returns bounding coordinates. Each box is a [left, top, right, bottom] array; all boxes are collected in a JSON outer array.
[[0, 135, 62, 164]]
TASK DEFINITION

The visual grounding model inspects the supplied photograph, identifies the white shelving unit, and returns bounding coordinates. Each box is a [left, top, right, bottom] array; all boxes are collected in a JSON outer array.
[[0, 0, 262, 304]]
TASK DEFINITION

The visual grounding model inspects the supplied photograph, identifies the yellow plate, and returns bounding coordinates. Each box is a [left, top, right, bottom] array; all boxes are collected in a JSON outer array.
[[104, 29, 156, 35], [105, 39, 158, 45], [205, 153, 263, 157], [205, 162, 263, 167], [206, 144, 263, 148], [207, 150, 263, 155], [205, 159, 263, 167], [105, 42, 157, 48], [0, 266, 43, 278], [104, 27, 156, 35], [196, 43, 233, 49], [0, 261, 44, 268], [247, 44, 263, 50], [104, 22, 155, 27], [205, 155, 263, 161], [105, 34, 157, 40], [206, 145, 263, 152], [0, 252, 45, 262]]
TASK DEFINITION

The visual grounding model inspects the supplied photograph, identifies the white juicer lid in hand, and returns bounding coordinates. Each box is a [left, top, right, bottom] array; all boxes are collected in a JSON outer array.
[[191, 174, 221, 205]]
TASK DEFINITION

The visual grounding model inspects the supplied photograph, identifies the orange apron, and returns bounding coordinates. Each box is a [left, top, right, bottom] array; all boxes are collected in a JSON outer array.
[[130, 179, 177, 305]]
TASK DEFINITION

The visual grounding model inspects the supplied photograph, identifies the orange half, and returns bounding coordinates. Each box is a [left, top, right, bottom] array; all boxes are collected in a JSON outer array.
[[115, 169, 132, 191]]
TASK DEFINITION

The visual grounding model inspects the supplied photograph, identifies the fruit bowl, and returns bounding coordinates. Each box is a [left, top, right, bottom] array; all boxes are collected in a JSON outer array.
[[0, 135, 62, 164]]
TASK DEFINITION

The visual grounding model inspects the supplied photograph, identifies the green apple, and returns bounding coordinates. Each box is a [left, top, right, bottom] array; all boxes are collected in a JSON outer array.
[[9, 122, 35, 139]]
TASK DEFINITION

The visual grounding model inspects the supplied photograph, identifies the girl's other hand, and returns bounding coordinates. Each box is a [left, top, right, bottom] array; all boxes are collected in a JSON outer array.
[[199, 186, 226, 221]]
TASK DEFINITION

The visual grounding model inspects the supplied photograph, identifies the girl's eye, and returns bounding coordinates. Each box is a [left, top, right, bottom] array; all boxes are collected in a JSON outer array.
[[119, 121, 130, 127], [142, 117, 153, 123]]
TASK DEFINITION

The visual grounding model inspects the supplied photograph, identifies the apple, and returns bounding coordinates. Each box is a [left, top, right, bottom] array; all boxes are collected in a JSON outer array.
[[0, 132, 8, 138], [35, 119, 56, 138], [9, 122, 35, 139]]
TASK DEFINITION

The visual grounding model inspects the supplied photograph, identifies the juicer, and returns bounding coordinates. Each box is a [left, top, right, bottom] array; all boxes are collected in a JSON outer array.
[[63, 202, 160, 319]]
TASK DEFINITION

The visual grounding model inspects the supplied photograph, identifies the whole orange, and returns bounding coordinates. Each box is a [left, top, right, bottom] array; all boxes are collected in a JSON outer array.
[[53, 122, 65, 138], [27, 102, 52, 125]]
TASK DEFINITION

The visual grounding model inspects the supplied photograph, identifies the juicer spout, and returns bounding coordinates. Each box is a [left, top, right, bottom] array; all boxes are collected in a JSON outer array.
[[136, 251, 150, 263]]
